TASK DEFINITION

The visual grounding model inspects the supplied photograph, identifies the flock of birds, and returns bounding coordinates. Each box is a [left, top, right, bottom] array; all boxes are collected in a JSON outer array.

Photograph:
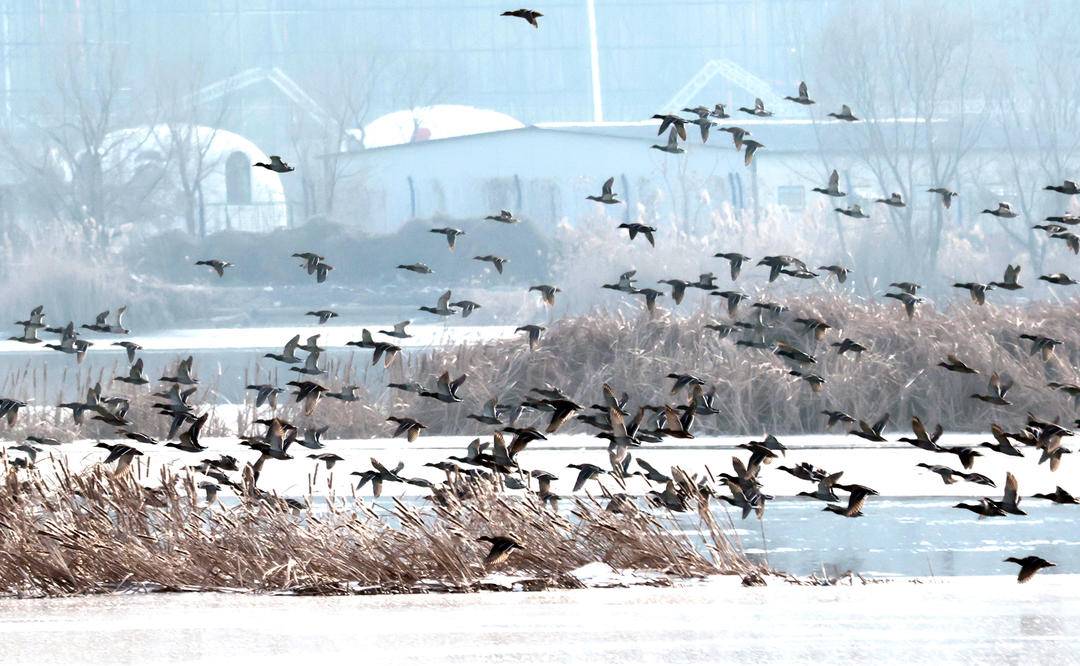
[[1, 9, 1075, 581]]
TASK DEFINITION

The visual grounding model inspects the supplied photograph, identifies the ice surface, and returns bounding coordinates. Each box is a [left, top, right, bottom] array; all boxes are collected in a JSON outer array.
[[0, 576, 1077, 664]]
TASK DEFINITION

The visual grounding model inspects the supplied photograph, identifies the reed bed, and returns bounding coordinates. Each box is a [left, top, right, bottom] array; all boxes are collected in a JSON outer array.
[[254, 296, 1080, 437], [0, 460, 755, 598], [3, 295, 1078, 441]]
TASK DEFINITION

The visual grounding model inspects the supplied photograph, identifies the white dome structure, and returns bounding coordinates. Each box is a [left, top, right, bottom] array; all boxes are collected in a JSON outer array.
[[103, 124, 289, 234], [360, 105, 524, 149]]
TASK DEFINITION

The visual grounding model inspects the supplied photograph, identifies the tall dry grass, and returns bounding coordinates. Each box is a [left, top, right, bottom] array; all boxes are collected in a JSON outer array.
[[4, 296, 1077, 441], [243, 296, 1080, 437], [0, 460, 753, 597]]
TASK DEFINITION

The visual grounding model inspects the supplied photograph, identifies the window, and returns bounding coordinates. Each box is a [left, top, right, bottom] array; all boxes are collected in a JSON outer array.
[[777, 185, 805, 210], [226, 151, 251, 204]]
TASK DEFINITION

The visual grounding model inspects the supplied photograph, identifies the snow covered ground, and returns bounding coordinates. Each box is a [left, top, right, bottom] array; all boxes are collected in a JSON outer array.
[[0, 575, 1076, 664]]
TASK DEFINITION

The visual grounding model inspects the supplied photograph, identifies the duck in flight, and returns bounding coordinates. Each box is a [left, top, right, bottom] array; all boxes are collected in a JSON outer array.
[[474, 255, 509, 274], [305, 310, 338, 325], [430, 227, 465, 250], [989, 264, 1023, 291], [1038, 272, 1078, 285], [529, 284, 561, 306], [953, 281, 994, 305], [477, 535, 523, 566], [501, 8, 541, 28], [884, 291, 923, 319], [818, 264, 852, 283], [652, 114, 688, 140], [714, 252, 750, 280], [253, 155, 294, 173], [195, 259, 232, 277], [651, 127, 684, 154], [938, 354, 978, 374], [115, 358, 149, 386], [982, 202, 1017, 218], [419, 290, 458, 317], [485, 210, 518, 224], [827, 105, 858, 121], [835, 203, 869, 219], [1044, 180, 1080, 195], [378, 320, 412, 339], [784, 81, 814, 105], [81, 307, 129, 334], [618, 223, 656, 246], [719, 126, 750, 150], [1004, 555, 1055, 583], [739, 98, 773, 117], [876, 192, 905, 207], [398, 262, 432, 274], [812, 170, 846, 197], [928, 187, 957, 209], [742, 139, 764, 166], [970, 372, 1012, 406], [587, 177, 621, 204], [516, 324, 545, 350]]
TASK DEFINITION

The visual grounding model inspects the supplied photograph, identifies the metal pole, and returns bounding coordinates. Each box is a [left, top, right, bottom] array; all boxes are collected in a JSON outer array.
[[585, 0, 603, 122]]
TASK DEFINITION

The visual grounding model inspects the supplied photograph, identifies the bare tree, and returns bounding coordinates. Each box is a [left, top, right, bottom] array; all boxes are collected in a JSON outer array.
[[0, 45, 166, 245], [989, 7, 1080, 273], [809, 1, 989, 288], [152, 63, 233, 237], [290, 51, 455, 223]]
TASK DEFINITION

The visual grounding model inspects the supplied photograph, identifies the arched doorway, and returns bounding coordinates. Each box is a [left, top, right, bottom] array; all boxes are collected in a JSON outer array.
[[225, 151, 251, 204]]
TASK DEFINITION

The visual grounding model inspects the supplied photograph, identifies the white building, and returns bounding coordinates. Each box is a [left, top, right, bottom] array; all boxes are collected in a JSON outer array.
[[104, 124, 290, 234]]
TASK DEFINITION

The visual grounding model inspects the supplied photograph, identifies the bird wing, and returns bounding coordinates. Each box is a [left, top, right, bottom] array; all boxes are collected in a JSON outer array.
[[283, 334, 300, 356], [847, 488, 869, 515], [636, 458, 661, 477], [602, 177, 614, 196], [437, 290, 451, 310], [732, 456, 749, 481], [436, 371, 452, 395], [989, 372, 1003, 397], [610, 407, 629, 438], [991, 423, 1011, 448], [743, 143, 755, 166], [665, 126, 679, 148], [931, 423, 944, 443], [451, 373, 468, 393], [798, 81, 808, 98], [911, 416, 930, 442], [1003, 471, 1019, 506], [872, 413, 890, 435], [828, 169, 839, 190]]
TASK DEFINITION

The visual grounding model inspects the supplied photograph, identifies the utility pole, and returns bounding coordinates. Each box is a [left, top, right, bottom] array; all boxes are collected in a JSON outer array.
[[585, 0, 603, 121]]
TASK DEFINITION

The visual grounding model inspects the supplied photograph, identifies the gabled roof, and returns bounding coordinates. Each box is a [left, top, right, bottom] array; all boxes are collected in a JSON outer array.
[[185, 67, 332, 127], [659, 59, 786, 115]]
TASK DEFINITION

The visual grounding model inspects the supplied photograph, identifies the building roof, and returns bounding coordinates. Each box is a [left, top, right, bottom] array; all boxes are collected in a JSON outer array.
[[328, 115, 969, 160], [358, 105, 525, 149]]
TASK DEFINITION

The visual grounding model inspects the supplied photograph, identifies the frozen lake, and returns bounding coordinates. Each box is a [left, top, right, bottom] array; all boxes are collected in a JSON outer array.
[[0, 576, 1077, 665], [0, 323, 518, 399]]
